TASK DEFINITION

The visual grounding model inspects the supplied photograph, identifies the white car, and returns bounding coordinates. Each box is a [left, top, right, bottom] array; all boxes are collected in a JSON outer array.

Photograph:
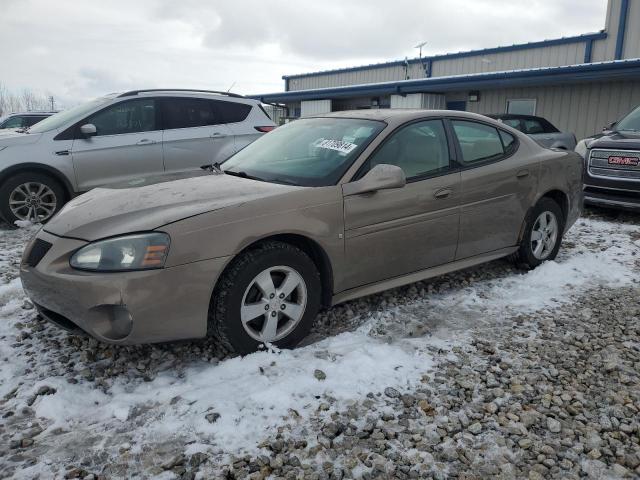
[[0, 89, 275, 224]]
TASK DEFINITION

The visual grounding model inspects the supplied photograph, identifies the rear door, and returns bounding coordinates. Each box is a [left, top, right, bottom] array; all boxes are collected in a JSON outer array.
[[160, 97, 235, 173], [343, 119, 461, 289], [71, 98, 163, 190], [211, 100, 265, 153], [452, 119, 537, 259]]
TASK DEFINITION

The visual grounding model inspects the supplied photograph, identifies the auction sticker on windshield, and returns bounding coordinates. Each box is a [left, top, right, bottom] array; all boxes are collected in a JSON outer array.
[[314, 138, 358, 155]]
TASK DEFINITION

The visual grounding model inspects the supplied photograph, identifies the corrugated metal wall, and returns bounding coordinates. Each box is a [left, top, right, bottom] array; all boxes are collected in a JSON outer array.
[[288, 64, 424, 91], [390, 93, 446, 109], [300, 99, 332, 117], [464, 80, 640, 140], [287, 41, 588, 90], [623, 0, 640, 59], [432, 43, 585, 77]]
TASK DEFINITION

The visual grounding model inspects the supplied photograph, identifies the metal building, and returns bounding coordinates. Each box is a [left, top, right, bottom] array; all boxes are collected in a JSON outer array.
[[253, 0, 640, 141]]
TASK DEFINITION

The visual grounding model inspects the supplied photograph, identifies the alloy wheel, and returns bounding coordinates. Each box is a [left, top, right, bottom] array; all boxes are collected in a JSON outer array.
[[530, 211, 558, 260], [9, 182, 58, 222], [240, 265, 307, 343]]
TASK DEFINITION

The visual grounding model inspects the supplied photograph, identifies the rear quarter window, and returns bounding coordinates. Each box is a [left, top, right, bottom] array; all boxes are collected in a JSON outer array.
[[212, 100, 251, 123], [452, 120, 505, 164]]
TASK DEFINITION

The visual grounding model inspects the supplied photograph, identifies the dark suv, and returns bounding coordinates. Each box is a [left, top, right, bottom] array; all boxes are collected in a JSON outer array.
[[576, 106, 640, 211]]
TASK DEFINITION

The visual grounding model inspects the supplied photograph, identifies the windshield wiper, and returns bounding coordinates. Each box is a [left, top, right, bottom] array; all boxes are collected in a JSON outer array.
[[268, 177, 299, 186], [224, 169, 265, 181]]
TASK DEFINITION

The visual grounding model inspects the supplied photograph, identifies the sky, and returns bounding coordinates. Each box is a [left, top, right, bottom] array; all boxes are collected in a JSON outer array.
[[0, 0, 608, 108]]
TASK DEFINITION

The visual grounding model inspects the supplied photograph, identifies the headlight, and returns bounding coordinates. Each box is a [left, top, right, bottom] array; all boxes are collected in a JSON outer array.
[[70, 232, 170, 272], [574, 139, 588, 159]]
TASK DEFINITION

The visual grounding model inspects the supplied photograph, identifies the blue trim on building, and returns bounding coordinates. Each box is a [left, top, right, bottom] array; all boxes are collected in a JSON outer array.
[[253, 60, 640, 104], [281, 31, 608, 80], [615, 0, 630, 60], [584, 38, 594, 63]]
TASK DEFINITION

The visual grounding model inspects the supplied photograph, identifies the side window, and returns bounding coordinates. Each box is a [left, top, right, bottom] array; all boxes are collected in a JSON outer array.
[[87, 99, 156, 136], [2, 116, 25, 129], [212, 100, 251, 123], [162, 98, 217, 129], [452, 120, 505, 164], [540, 118, 560, 133], [499, 130, 517, 155], [502, 118, 522, 131], [25, 116, 46, 127], [522, 119, 544, 134], [366, 120, 450, 179]]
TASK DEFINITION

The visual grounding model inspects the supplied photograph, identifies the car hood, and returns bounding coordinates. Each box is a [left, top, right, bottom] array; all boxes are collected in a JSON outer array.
[[44, 173, 300, 241], [0, 130, 43, 145], [586, 130, 640, 150]]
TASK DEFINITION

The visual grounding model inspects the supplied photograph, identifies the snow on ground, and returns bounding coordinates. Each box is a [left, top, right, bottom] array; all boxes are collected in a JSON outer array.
[[0, 215, 639, 478]]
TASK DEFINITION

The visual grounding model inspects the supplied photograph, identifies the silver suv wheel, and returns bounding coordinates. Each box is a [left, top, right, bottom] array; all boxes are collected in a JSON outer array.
[[240, 265, 307, 343], [530, 211, 558, 260], [9, 182, 58, 222]]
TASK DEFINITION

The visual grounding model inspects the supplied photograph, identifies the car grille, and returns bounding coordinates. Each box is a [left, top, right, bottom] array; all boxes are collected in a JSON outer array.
[[588, 148, 640, 181], [25, 238, 52, 267]]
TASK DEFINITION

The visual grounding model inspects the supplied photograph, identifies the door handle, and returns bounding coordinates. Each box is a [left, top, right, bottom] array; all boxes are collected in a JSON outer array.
[[434, 188, 452, 199], [516, 169, 529, 178], [136, 139, 156, 145], [210, 132, 229, 139]]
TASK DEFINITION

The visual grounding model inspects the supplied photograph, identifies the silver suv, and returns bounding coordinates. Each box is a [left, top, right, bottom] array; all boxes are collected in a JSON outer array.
[[0, 89, 275, 224], [0, 111, 57, 130]]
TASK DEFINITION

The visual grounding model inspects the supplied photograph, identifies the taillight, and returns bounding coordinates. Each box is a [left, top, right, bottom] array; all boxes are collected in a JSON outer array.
[[255, 126, 275, 133]]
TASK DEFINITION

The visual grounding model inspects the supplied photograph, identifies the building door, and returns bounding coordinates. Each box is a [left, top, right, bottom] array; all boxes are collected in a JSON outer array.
[[446, 101, 467, 111]]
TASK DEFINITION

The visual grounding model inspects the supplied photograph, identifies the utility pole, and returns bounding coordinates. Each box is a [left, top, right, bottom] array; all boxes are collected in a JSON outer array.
[[415, 41, 428, 77], [49, 95, 55, 111]]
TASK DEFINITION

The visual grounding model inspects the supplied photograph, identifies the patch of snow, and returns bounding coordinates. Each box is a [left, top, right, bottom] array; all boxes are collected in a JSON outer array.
[[0, 216, 639, 476]]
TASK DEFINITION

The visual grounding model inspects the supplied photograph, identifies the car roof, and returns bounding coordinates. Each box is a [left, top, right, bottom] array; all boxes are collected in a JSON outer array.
[[315, 109, 498, 125], [486, 113, 547, 121], [5, 111, 57, 116], [115, 89, 258, 104]]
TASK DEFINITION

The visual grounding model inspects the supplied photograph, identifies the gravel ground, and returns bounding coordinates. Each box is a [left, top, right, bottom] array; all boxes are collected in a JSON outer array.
[[0, 207, 639, 479]]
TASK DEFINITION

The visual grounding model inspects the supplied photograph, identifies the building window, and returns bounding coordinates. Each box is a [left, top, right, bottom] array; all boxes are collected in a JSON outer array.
[[506, 99, 536, 115]]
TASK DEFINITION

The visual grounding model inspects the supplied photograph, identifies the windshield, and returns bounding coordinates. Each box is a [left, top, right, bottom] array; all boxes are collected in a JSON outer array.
[[28, 96, 114, 133], [222, 117, 385, 186], [616, 105, 640, 132]]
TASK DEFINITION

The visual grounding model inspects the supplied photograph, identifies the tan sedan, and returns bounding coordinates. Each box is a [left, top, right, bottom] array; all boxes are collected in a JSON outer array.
[[20, 110, 583, 354]]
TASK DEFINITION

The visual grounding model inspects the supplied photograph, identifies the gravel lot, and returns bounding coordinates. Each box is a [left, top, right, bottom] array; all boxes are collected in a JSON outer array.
[[0, 207, 639, 480]]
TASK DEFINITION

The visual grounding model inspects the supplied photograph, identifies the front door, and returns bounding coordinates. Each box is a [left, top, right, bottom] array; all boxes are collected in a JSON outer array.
[[160, 97, 236, 173], [451, 119, 538, 259], [343, 119, 461, 289], [71, 98, 163, 191]]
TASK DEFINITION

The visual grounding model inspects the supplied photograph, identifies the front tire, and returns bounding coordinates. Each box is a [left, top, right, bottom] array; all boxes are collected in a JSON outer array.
[[514, 198, 564, 269], [209, 241, 321, 355], [0, 172, 66, 225]]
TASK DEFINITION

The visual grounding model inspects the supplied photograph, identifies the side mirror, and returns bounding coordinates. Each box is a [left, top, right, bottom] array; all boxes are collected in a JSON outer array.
[[343, 164, 406, 196], [602, 121, 617, 132], [80, 123, 97, 137]]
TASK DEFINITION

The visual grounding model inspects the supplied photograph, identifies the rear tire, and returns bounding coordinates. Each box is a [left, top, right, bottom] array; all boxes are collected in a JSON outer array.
[[0, 172, 66, 226], [208, 241, 321, 355], [513, 198, 564, 270]]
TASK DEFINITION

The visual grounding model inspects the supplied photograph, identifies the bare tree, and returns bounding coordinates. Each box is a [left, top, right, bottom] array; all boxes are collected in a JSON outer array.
[[0, 83, 55, 116]]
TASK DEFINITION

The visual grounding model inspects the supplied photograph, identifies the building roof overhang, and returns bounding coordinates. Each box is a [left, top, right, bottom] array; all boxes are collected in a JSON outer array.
[[252, 59, 640, 104]]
